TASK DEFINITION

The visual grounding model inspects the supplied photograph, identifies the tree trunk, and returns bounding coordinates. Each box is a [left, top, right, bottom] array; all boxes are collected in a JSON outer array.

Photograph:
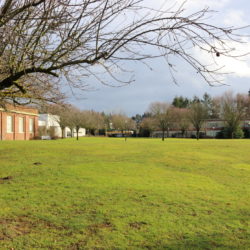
[[196, 129, 200, 140], [76, 126, 79, 140], [61, 127, 64, 139], [70, 128, 73, 137], [181, 130, 185, 138], [162, 130, 165, 141]]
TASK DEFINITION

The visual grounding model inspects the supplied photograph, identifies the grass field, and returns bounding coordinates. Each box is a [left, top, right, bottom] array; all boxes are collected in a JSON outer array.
[[0, 138, 249, 249]]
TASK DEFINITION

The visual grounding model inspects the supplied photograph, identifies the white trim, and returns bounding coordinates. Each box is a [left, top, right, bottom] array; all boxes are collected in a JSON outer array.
[[0, 108, 38, 116]]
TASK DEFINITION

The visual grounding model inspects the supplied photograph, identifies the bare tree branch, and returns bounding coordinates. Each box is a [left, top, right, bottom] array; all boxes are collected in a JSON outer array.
[[0, 0, 248, 104]]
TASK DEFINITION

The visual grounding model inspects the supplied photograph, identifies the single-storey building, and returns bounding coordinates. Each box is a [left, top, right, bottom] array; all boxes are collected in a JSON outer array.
[[152, 119, 250, 138], [0, 104, 38, 140], [38, 114, 86, 138]]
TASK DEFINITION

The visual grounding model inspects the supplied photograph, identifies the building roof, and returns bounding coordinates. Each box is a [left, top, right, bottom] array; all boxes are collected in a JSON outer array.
[[0, 103, 38, 116]]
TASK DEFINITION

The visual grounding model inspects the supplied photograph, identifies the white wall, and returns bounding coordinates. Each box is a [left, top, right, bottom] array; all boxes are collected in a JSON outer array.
[[65, 127, 86, 138], [39, 114, 86, 138]]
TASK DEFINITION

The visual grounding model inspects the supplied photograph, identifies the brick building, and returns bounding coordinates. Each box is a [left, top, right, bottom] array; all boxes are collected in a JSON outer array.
[[0, 104, 38, 140]]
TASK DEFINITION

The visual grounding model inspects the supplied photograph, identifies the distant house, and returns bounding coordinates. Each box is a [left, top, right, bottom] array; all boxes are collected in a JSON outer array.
[[38, 114, 86, 138], [204, 119, 250, 138], [38, 114, 62, 138], [0, 104, 38, 140], [204, 119, 226, 138], [152, 119, 250, 138]]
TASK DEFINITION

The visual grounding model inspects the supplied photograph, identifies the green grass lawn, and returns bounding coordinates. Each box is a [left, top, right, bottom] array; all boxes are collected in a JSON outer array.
[[0, 138, 249, 249]]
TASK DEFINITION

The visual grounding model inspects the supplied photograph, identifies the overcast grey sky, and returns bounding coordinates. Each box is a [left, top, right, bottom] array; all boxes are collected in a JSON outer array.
[[70, 0, 250, 116]]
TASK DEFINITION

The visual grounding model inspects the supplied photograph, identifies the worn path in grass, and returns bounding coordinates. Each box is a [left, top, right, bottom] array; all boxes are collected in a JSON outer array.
[[0, 138, 249, 249]]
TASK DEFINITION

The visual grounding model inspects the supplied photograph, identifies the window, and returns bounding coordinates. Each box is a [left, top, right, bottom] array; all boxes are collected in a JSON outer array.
[[19, 117, 25, 133], [29, 118, 34, 133], [7, 116, 13, 133]]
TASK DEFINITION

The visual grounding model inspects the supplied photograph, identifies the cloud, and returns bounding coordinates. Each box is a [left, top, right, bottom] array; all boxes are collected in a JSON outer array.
[[143, 0, 230, 13], [193, 39, 250, 79], [70, 0, 250, 115], [224, 10, 248, 26], [174, 0, 230, 10]]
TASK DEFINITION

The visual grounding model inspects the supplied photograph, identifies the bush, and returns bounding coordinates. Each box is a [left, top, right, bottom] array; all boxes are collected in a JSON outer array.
[[139, 128, 151, 137], [234, 127, 244, 139], [215, 126, 244, 139], [220, 126, 244, 139], [243, 128, 250, 138], [216, 130, 224, 139]]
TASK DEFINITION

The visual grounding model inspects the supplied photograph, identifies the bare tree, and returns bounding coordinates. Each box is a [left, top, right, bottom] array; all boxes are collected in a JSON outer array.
[[220, 92, 246, 138], [86, 111, 105, 135], [70, 108, 88, 140], [0, 0, 247, 104], [140, 117, 155, 137], [149, 102, 174, 141], [111, 113, 125, 131], [42, 103, 72, 138], [237, 93, 250, 119], [174, 108, 191, 138], [111, 113, 135, 139], [188, 101, 208, 140]]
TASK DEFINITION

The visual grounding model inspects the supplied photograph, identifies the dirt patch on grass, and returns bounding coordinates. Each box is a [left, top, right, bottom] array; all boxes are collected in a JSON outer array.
[[68, 221, 114, 249], [129, 221, 147, 230], [0, 176, 13, 184], [87, 221, 113, 234], [33, 162, 42, 166], [0, 216, 68, 241], [0, 216, 34, 240]]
